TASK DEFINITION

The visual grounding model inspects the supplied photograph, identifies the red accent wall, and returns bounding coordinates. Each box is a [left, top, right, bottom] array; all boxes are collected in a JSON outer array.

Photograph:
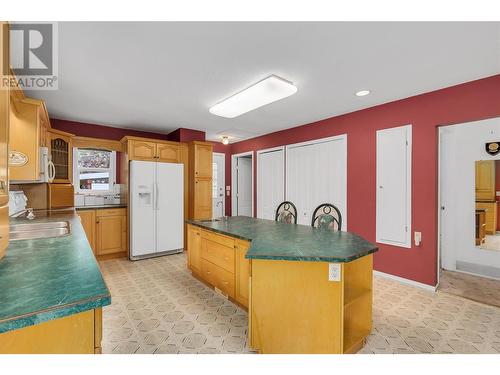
[[167, 128, 206, 143], [230, 74, 500, 287], [51, 119, 169, 141], [51, 119, 169, 184], [496, 160, 500, 231]]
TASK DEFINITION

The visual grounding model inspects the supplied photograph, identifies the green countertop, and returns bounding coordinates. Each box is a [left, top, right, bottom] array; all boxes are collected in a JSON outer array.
[[187, 216, 378, 263], [0, 210, 111, 334], [75, 204, 127, 210]]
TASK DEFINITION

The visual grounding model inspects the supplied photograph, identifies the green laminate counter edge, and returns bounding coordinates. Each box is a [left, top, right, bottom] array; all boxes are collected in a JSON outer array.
[[75, 204, 127, 210], [186, 216, 378, 263], [0, 210, 111, 334]]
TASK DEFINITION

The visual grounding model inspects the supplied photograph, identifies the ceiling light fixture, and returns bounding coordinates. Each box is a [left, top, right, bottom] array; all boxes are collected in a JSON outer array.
[[209, 75, 297, 118], [355, 90, 371, 97], [221, 136, 229, 145]]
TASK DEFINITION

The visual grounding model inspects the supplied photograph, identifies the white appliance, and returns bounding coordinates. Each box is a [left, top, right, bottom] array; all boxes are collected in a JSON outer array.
[[8, 191, 28, 216], [10, 147, 55, 184], [130, 160, 184, 260]]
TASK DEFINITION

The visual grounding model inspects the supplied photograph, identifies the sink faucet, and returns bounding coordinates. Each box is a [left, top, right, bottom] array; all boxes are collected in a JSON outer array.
[[10, 208, 35, 220]]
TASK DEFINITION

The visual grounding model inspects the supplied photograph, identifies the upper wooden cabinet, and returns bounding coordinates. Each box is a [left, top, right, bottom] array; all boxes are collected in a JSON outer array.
[[49, 129, 73, 183], [476, 160, 496, 201], [156, 143, 180, 163], [8, 68, 53, 182], [123, 137, 181, 163], [192, 142, 213, 178], [188, 141, 213, 220], [127, 139, 156, 161]]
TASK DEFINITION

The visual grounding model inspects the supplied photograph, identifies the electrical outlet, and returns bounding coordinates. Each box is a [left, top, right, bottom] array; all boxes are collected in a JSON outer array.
[[328, 263, 341, 281], [414, 231, 422, 246]]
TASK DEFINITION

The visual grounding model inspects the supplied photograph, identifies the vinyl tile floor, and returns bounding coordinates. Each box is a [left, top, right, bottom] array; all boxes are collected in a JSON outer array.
[[439, 269, 500, 308], [99, 253, 500, 354]]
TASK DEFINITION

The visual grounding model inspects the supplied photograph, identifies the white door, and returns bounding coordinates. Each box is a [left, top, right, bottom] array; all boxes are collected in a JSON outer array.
[[130, 160, 156, 258], [156, 162, 184, 253], [257, 148, 284, 220], [286, 136, 347, 228], [376, 125, 412, 248], [237, 156, 253, 216], [212, 153, 225, 218]]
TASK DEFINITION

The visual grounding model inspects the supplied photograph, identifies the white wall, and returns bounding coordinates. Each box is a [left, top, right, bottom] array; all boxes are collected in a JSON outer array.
[[440, 117, 500, 277]]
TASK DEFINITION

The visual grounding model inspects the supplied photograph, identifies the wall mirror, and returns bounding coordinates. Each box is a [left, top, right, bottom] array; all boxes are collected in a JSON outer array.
[[475, 160, 500, 250]]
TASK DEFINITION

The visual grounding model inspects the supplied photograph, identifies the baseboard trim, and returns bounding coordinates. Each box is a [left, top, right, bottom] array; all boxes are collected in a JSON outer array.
[[373, 270, 437, 292]]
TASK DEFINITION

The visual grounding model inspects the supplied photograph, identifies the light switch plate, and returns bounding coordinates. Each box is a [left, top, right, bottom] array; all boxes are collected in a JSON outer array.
[[328, 263, 341, 281]]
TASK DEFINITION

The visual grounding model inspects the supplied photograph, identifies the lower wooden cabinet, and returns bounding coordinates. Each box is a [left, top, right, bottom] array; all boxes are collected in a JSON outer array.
[[476, 201, 498, 235], [78, 210, 96, 252], [187, 224, 202, 275], [0, 308, 103, 354], [187, 224, 250, 308], [235, 240, 250, 307], [77, 208, 127, 259]]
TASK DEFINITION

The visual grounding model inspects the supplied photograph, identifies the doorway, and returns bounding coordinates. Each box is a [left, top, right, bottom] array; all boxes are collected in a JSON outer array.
[[438, 117, 500, 306], [212, 153, 225, 218], [231, 151, 254, 217]]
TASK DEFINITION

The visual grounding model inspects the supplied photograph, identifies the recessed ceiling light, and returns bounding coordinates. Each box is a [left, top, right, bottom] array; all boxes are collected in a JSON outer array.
[[355, 90, 371, 97], [209, 75, 297, 118], [221, 136, 229, 145]]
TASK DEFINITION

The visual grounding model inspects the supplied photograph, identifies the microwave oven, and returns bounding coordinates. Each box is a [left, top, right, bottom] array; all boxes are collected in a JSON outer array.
[[10, 147, 55, 184]]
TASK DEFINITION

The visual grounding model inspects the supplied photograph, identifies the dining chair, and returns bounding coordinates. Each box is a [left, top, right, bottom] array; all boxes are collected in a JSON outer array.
[[311, 203, 342, 231], [275, 201, 298, 224]]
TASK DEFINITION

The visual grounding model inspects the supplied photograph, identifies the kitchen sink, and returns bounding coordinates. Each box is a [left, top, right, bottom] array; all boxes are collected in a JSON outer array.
[[9, 221, 71, 241]]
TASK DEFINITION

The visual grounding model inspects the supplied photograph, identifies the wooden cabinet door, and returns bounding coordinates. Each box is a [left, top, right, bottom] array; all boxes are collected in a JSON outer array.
[[0, 23, 8, 207], [187, 225, 202, 275], [96, 215, 126, 255], [476, 202, 498, 235], [49, 131, 72, 183], [156, 143, 180, 163], [235, 240, 250, 307], [476, 160, 496, 201], [128, 140, 156, 161], [77, 210, 96, 254], [194, 143, 213, 178], [194, 177, 212, 219]]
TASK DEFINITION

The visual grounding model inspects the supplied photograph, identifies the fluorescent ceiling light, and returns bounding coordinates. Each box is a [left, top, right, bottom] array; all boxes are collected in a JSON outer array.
[[209, 75, 297, 118], [355, 89, 371, 97]]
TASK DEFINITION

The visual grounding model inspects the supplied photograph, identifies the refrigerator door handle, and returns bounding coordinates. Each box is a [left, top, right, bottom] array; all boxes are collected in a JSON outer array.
[[155, 182, 159, 210]]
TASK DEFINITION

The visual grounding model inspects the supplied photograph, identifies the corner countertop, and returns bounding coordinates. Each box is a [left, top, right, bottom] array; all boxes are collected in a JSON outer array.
[[187, 216, 378, 263], [0, 210, 111, 334], [75, 204, 127, 210]]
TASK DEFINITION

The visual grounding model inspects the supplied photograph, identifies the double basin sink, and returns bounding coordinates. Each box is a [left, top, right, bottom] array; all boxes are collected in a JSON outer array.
[[9, 221, 71, 241]]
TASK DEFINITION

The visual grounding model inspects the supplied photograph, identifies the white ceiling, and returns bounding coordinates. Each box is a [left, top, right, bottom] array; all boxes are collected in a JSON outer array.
[[27, 22, 500, 142]]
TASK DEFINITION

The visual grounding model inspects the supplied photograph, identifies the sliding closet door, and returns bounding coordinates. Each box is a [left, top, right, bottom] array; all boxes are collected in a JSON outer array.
[[286, 136, 347, 228], [257, 148, 284, 220]]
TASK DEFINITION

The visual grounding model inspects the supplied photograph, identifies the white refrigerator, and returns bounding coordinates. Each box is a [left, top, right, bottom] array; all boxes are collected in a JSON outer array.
[[130, 160, 184, 260]]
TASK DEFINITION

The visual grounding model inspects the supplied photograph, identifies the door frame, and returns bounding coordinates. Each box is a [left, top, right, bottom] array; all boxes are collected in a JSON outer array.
[[231, 151, 254, 217], [212, 152, 226, 217], [256, 146, 285, 219]]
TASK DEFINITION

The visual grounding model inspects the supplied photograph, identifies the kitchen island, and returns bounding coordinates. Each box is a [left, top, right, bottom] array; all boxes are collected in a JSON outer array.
[[0, 210, 111, 354], [186, 216, 378, 354]]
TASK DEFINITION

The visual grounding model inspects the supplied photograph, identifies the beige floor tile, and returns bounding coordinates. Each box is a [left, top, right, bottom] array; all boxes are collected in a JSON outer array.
[[100, 252, 500, 354]]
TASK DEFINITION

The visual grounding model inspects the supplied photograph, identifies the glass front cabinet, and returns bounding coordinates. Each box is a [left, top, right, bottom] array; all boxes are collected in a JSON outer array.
[[49, 129, 74, 183]]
